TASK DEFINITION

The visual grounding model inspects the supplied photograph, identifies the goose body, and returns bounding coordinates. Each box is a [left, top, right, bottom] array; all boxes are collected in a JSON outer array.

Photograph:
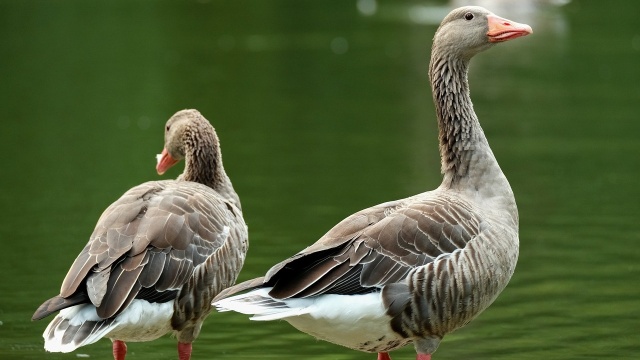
[[33, 109, 248, 360], [214, 7, 530, 360]]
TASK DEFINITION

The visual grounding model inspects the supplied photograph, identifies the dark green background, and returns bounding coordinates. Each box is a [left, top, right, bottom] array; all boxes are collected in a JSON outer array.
[[1, 0, 638, 359]]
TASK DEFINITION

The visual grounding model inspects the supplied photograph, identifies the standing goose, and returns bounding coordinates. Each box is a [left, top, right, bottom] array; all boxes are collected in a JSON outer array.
[[213, 6, 530, 360], [32, 109, 248, 360]]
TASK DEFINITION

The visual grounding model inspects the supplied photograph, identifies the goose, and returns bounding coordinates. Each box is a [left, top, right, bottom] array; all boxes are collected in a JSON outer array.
[[32, 109, 248, 360], [213, 6, 530, 360]]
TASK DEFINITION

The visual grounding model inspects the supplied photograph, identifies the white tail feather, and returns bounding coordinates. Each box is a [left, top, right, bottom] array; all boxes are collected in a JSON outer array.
[[43, 305, 118, 353], [214, 287, 313, 321], [42, 300, 173, 353]]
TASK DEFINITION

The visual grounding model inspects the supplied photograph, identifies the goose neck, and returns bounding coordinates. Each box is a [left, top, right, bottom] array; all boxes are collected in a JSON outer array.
[[429, 53, 489, 185], [181, 131, 223, 187]]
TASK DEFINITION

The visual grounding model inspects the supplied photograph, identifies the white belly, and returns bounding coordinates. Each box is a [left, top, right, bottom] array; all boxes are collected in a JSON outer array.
[[283, 293, 411, 353], [106, 300, 174, 342]]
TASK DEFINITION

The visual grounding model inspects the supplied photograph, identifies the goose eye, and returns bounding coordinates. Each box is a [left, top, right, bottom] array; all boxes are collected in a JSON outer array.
[[166, 125, 171, 132], [464, 12, 474, 21]]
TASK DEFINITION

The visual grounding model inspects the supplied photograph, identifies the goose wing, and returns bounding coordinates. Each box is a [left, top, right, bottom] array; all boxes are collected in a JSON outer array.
[[262, 194, 485, 299], [33, 180, 245, 320]]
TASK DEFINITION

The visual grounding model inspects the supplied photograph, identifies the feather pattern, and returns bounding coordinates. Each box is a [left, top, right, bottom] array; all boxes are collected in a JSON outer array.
[[33, 109, 248, 357], [214, 6, 529, 358]]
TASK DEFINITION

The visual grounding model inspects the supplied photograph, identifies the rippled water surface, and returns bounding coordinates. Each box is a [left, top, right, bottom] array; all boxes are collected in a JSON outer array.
[[1, 0, 639, 359]]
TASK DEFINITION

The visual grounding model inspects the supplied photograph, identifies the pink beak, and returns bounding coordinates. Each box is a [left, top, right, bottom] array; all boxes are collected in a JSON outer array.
[[487, 14, 532, 43], [156, 148, 179, 175]]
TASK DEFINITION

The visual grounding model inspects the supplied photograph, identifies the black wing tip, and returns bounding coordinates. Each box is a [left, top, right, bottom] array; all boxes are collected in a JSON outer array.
[[32, 296, 64, 321], [32, 292, 91, 321]]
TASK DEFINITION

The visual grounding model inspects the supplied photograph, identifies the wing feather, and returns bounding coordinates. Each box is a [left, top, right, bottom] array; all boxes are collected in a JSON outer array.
[[96, 260, 144, 318], [34, 180, 246, 321], [258, 193, 486, 300], [138, 250, 167, 288]]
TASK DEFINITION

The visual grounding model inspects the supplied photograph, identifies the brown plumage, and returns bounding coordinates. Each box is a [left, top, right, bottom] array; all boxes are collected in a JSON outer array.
[[214, 7, 531, 360], [33, 109, 248, 360]]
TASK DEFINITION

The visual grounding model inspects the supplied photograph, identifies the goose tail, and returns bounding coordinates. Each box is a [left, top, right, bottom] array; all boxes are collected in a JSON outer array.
[[214, 288, 313, 321]]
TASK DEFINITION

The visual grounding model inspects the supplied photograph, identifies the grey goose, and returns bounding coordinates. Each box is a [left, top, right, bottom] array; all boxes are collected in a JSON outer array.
[[33, 109, 248, 360], [214, 6, 530, 360]]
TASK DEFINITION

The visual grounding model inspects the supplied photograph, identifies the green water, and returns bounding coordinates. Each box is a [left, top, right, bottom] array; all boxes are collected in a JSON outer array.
[[1, 0, 638, 359]]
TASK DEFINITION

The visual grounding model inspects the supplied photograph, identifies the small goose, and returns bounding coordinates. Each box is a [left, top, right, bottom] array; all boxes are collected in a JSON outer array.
[[213, 7, 530, 360], [33, 109, 248, 360]]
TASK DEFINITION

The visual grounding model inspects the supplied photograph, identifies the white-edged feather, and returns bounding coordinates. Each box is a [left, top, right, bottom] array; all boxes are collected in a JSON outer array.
[[214, 288, 312, 320]]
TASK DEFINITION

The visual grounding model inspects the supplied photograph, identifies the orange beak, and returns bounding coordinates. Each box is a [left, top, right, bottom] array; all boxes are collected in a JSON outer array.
[[487, 14, 532, 43], [156, 148, 179, 175]]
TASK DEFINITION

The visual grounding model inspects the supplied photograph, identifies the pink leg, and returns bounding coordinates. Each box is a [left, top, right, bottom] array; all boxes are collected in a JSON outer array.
[[178, 342, 192, 360], [378, 353, 392, 360], [416, 354, 432, 360], [112, 340, 127, 360]]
